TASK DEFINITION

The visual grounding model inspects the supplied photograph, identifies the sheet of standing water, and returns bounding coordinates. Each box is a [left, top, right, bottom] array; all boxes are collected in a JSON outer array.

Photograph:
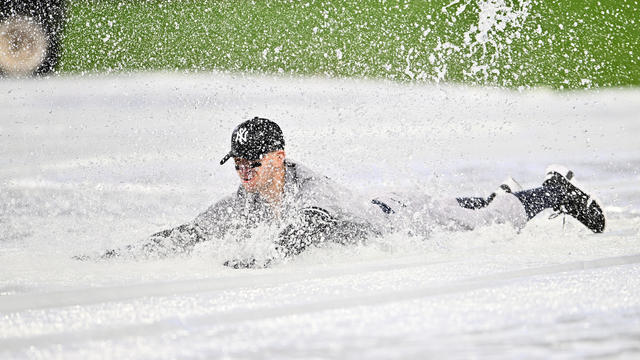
[[1, 73, 639, 359]]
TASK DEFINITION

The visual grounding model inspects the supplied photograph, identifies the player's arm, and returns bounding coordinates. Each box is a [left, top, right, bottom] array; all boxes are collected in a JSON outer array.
[[90, 222, 210, 260], [86, 198, 235, 260], [224, 207, 372, 268]]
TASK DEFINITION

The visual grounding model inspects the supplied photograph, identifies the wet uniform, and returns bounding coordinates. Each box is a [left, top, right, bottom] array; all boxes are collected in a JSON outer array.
[[129, 159, 527, 265]]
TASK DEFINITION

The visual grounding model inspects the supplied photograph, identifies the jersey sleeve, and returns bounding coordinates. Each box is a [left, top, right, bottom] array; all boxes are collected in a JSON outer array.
[[224, 205, 376, 269], [98, 195, 239, 259], [275, 206, 375, 258]]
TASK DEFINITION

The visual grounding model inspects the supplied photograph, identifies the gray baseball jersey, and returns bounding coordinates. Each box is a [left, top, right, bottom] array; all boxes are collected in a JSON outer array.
[[120, 159, 526, 261]]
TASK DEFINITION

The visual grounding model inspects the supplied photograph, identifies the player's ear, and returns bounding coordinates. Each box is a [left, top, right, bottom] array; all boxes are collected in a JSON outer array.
[[275, 150, 286, 162]]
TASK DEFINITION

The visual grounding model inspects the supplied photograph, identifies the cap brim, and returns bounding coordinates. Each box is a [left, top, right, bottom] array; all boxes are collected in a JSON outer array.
[[219, 152, 233, 165], [220, 150, 267, 165]]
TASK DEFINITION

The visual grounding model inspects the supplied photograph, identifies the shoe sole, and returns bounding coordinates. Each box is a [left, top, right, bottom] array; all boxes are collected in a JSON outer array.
[[543, 166, 605, 233]]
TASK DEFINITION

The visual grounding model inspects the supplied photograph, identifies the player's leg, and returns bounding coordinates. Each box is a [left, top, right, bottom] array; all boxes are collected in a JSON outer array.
[[512, 165, 605, 232], [456, 165, 605, 233], [456, 177, 522, 209], [373, 179, 528, 231]]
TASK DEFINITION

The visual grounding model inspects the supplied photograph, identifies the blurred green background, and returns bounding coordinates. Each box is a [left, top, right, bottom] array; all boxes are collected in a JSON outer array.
[[60, 0, 639, 89]]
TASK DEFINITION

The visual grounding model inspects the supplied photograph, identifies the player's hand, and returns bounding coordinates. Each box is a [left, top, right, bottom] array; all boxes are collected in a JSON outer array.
[[100, 249, 120, 259], [72, 249, 121, 261], [223, 257, 273, 269]]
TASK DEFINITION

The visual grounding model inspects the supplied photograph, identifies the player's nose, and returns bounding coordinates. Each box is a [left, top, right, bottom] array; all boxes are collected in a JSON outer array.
[[237, 166, 255, 176]]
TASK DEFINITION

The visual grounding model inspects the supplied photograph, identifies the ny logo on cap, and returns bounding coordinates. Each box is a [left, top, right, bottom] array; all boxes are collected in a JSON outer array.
[[235, 127, 248, 144]]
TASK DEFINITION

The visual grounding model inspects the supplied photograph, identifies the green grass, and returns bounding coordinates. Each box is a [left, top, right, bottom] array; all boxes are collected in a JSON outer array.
[[60, 0, 640, 89]]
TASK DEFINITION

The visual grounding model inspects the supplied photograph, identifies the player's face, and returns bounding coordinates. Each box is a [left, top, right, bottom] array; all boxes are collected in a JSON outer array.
[[234, 150, 285, 192]]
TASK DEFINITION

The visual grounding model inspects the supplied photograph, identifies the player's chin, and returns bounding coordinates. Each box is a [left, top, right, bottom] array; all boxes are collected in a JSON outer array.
[[241, 178, 259, 192]]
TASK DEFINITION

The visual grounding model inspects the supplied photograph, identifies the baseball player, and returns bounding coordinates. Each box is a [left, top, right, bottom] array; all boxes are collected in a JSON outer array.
[[97, 117, 605, 268]]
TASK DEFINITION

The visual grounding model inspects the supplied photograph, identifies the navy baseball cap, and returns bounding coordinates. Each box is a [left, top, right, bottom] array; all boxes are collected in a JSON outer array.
[[219, 117, 285, 165]]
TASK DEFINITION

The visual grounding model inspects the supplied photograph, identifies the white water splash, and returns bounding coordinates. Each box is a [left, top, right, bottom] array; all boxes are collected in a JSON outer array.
[[433, 0, 533, 83]]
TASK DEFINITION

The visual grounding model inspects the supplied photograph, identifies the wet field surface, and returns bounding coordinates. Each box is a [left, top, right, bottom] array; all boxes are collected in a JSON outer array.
[[1, 73, 640, 359]]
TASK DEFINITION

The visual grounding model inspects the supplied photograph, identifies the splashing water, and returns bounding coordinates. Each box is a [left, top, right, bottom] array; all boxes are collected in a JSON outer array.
[[53, 0, 638, 88], [433, 0, 532, 83], [1, 71, 640, 359]]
